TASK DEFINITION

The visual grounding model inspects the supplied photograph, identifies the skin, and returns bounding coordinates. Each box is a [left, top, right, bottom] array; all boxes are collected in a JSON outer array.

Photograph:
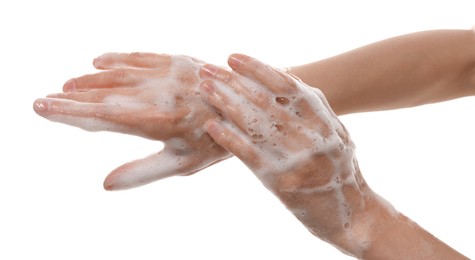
[[200, 54, 468, 259], [199, 55, 372, 255], [289, 29, 475, 115], [34, 53, 231, 189], [34, 30, 475, 189], [33, 29, 475, 258]]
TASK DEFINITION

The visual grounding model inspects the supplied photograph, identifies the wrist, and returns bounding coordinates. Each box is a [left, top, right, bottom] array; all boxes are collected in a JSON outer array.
[[328, 191, 399, 258]]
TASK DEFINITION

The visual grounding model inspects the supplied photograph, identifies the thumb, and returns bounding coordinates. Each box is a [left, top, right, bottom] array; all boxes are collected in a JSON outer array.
[[103, 143, 231, 191]]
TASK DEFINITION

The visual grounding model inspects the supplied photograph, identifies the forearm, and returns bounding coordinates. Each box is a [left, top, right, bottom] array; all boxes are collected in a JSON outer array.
[[289, 29, 475, 115], [354, 194, 469, 260]]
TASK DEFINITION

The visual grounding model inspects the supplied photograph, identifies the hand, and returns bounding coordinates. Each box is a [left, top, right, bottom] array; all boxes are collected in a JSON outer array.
[[199, 54, 386, 257], [33, 53, 231, 190]]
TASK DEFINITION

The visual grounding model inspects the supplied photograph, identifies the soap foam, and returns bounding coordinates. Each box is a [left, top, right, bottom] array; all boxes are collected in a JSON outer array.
[[102, 94, 149, 110], [107, 137, 230, 189], [209, 69, 379, 256], [47, 114, 139, 135]]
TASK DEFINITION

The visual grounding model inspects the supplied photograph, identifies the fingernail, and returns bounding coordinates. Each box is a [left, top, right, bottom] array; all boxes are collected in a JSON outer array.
[[63, 79, 76, 92], [92, 53, 113, 69], [92, 57, 102, 68], [33, 99, 48, 113], [200, 80, 215, 94], [204, 119, 223, 136], [228, 54, 246, 68], [200, 64, 218, 77]]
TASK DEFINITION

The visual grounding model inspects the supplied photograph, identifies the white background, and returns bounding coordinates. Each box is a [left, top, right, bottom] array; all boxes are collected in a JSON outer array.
[[1, 0, 474, 259]]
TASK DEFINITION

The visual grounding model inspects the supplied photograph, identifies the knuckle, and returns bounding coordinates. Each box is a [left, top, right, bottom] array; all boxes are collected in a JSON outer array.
[[218, 69, 232, 83], [111, 69, 128, 82], [247, 153, 261, 168], [129, 52, 144, 57], [128, 52, 145, 62], [283, 74, 298, 91]]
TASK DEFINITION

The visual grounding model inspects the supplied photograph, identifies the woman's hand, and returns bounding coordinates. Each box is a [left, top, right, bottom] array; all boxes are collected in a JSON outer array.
[[199, 54, 390, 257], [33, 53, 231, 190]]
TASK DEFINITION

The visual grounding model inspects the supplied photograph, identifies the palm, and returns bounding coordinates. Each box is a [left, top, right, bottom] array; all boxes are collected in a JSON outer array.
[[34, 53, 231, 190]]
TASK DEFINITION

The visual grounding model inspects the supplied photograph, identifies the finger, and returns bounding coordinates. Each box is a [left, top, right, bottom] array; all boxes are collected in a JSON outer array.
[[47, 88, 141, 103], [199, 80, 251, 134], [103, 151, 180, 190], [93, 52, 172, 70], [200, 64, 268, 107], [227, 53, 297, 94], [33, 98, 176, 139], [63, 68, 158, 92], [33, 97, 136, 131], [103, 144, 231, 190], [204, 119, 261, 169]]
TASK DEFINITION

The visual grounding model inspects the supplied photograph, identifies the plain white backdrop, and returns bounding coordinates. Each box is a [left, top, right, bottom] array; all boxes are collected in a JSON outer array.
[[1, 0, 474, 259]]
